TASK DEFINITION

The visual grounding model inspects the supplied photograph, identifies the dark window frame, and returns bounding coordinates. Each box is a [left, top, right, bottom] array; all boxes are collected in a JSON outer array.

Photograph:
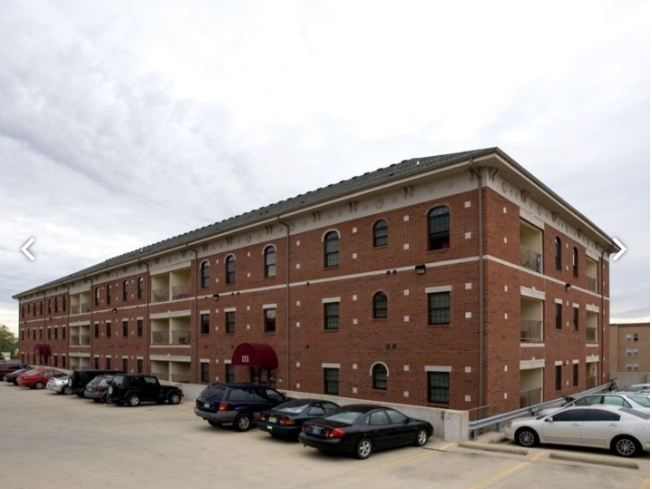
[[264, 307, 276, 333], [372, 364, 388, 390], [225, 255, 236, 284], [372, 292, 388, 319], [122, 320, 129, 337], [555, 365, 562, 390], [200, 261, 210, 288], [428, 206, 450, 250], [225, 311, 236, 334], [555, 237, 562, 271], [555, 302, 562, 329], [373, 220, 388, 247], [324, 231, 340, 268], [428, 291, 450, 325], [201, 313, 210, 334], [323, 368, 340, 395], [427, 371, 450, 404], [264, 246, 277, 278], [324, 302, 340, 330]]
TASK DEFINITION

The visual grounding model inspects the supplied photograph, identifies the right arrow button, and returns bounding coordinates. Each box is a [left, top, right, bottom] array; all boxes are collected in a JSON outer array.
[[612, 238, 626, 261]]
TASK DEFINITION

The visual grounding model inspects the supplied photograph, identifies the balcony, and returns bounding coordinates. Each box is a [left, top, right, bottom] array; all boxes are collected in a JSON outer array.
[[519, 387, 542, 408], [80, 302, 90, 313], [70, 305, 80, 315], [151, 330, 191, 345], [152, 289, 170, 303], [520, 246, 542, 273], [171, 285, 192, 300], [520, 319, 543, 343], [586, 327, 598, 344]]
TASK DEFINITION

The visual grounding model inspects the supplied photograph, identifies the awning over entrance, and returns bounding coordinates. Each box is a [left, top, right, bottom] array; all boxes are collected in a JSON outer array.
[[231, 342, 278, 368], [34, 344, 52, 356]]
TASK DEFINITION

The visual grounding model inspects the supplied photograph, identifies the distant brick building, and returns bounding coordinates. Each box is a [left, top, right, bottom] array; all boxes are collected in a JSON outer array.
[[14, 148, 619, 417], [610, 322, 650, 376]]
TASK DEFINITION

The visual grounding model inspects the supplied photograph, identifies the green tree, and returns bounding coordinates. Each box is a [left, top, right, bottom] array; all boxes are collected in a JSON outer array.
[[0, 325, 18, 358]]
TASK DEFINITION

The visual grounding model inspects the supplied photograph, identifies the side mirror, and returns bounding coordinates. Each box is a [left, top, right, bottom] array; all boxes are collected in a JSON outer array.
[[545, 417, 554, 423]]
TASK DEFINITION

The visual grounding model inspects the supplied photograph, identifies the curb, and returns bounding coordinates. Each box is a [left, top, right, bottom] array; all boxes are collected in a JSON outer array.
[[549, 452, 639, 469], [459, 441, 528, 456]]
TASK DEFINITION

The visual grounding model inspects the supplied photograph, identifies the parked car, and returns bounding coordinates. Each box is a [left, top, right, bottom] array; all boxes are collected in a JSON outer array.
[[5, 368, 34, 385], [68, 369, 123, 397], [504, 405, 650, 457], [83, 375, 115, 403], [17, 368, 67, 389], [106, 374, 183, 407], [619, 383, 650, 395], [258, 398, 340, 439], [0, 363, 30, 381], [46, 375, 71, 394], [298, 404, 433, 459], [194, 383, 288, 431], [537, 393, 650, 417]]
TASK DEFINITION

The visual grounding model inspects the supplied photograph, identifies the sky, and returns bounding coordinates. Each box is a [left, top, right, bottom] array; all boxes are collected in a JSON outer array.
[[0, 1, 649, 335]]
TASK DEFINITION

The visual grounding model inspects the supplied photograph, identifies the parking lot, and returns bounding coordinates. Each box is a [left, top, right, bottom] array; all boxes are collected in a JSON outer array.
[[2, 384, 649, 489]]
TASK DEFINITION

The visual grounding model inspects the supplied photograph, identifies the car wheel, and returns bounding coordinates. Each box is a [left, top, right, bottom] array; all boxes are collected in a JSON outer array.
[[515, 428, 539, 448], [612, 436, 641, 457], [168, 393, 182, 405], [355, 438, 373, 459], [208, 420, 222, 428], [234, 414, 252, 432], [126, 394, 141, 407], [63, 385, 72, 395], [34, 382, 44, 390], [414, 428, 429, 447]]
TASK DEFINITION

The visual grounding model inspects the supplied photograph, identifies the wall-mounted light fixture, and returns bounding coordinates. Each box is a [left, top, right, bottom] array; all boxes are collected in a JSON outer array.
[[212, 293, 220, 301], [414, 264, 426, 275], [565, 283, 571, 291]]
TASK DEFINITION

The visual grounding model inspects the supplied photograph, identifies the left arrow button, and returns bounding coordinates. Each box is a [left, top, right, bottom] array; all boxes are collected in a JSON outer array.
[[21, 238, 35, 261]]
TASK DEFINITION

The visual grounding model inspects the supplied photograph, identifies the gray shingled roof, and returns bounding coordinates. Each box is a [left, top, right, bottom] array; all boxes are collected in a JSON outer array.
[[15, 146, 615, 297]]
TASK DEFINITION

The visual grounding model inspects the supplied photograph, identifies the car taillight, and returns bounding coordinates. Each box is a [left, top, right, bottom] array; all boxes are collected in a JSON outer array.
[[328, 428, 346, 438], [258, 413, 267, 421], [279, 417, 295, 426], [218, 402, 229, 411]]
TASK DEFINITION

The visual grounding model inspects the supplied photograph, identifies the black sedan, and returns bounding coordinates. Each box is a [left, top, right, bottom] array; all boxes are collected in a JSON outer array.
[[258, 398, 340, 439], [298, 404, 433, 459]]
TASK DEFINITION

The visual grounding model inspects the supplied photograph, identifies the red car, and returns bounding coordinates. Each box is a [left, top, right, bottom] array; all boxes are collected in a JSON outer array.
[[17, 368, 67, 389]]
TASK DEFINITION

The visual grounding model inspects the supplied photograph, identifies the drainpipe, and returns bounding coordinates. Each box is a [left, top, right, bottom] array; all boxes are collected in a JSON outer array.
[[469, 161, 485, 411], [278, 217, 291, 389]]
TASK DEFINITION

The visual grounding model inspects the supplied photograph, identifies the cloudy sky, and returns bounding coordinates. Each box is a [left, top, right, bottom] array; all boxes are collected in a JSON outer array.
[[0, 1, 649, 335]]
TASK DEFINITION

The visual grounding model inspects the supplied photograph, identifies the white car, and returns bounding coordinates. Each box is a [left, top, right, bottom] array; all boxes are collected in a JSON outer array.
[[537, 393, 649, 417], [46, 375, 71, 395], [504, 405, 650, 457], [619, 383, 650, 395]]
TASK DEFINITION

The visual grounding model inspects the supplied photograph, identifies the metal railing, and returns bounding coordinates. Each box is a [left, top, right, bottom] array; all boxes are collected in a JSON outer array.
[[520, 319, 543, 343], [469, 381, 613, 440], [70, 305, 80, 315], [519, 387, 542, 408], [519, 246, 542, 272], [151, 330, 191, 345], [80, 302, 90, 313], [151, 289, 170, 303], [171, 285, 192, 300]]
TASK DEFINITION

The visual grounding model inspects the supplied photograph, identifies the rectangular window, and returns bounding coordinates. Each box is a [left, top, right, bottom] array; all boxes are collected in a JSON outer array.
[[428, 292, 450, 325], [122, 320, 129, 337], [95, 287, 100, 305], [122, 358, 128, 373], [106, 357, 112, 370], [138, 278, 144, 299], [324, 302, 340, 330], [225, 311, 235, 334], [62, 327, 66, 339], [572, 364, 578, 386], [555, 365, 562, 390], [323, 368, 340, 395], [47, 328, 51, 340], [555, 303, 562, 329], [201, 363, 210, 383], [137, 319, 144, 337], [427, 372, 450, 404], [625, 334, 639, 342], [225, 363, 235, 383], [123, 281, 129, 301], [94, 357, 100, 369], [106, 322, 111, 338], [264, 307, 276, 333], [94, 323, 99, 338], [626, 348, 639, 356], [201, 313, 210, 334], [137, 359, 144, 374], [573, 307, 579, 331], [54, 327, 58, 340]]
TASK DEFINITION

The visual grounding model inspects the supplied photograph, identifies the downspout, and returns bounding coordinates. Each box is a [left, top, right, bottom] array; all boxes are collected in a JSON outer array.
[[470, 161, 485, 411], [278, 217, 291, 389]]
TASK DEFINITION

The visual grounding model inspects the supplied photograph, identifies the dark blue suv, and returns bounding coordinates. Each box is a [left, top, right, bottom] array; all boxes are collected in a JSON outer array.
[[194, 383, 288, 431]]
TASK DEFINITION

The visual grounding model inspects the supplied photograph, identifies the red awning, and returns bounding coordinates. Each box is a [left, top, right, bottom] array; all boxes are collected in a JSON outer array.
[[34, 344, 52, 356], [231, 343, 278, 368]]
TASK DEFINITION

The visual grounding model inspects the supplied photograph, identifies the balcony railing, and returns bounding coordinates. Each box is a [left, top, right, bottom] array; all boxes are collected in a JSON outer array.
[[520, 319, 543, 343], [519, 387, 542, 408], [70, 334, 79, 345], [171, 284, 192, 300], [172, 329, 191, 344], [151, 289, 170, 303], [70, 305, 80, 315], [586, 277, 597, 292], [586, 327, 598, 343], [520, 246, 542, 272], [80, 302, 90, 313], [151, 330, 191, 345]]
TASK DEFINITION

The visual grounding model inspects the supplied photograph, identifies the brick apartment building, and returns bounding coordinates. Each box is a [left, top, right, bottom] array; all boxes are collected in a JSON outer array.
[[14, 147, 619, 417], [610, 322, 650, 377]]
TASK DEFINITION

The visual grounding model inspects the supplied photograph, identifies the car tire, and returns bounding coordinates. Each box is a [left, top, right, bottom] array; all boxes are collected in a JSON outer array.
[[515, 428, 539, 448], [355, 438, 373, 459], [168, 393, 182, 405], [126, 394, 141, 407], [34, 382, 45, 390], [612, 436, 641, 457], [234, 414, 252, 432], [63, 385, 72, 395], [414, 428, 429, 447]]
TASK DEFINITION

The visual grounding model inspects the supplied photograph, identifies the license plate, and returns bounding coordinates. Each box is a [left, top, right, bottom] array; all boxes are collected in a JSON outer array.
[[267, 425, 273, 430], [269, 416, 277, 423], [204, 403, 210, 408], [310, 426, 323, 435]]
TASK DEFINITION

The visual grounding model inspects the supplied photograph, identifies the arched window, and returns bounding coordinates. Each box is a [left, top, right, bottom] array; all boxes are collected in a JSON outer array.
[[373, 220, 388, 247], [137, 277, 144, 299], [225, 255, 236, 284], [373, 292, 388, 319], [428, 206, 450, 250], [106, 284, 112, 304], [555, 237, 562, 271], [200, 261, 210, 288], [324, 231, 339, 267], [372, 364, 388, 390], [123, 280, 129, 301], [572, 247, 578, 277], [264, 246, 276, 278]]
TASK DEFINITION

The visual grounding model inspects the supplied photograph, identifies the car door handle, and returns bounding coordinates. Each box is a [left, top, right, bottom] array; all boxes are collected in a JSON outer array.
[[608, 423, 618, 427], [571, 423, 581, 427]]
